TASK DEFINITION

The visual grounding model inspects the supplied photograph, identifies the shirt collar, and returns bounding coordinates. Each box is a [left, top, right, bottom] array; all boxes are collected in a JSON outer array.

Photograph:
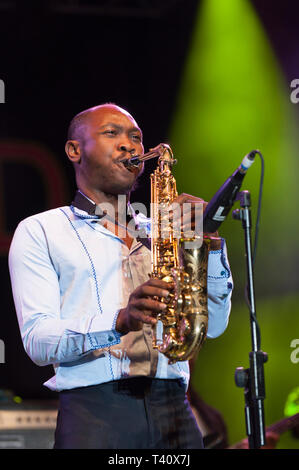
[[71, 190, 149, 228], [71, 190, 100, 217], [70, 190, 151, 248]]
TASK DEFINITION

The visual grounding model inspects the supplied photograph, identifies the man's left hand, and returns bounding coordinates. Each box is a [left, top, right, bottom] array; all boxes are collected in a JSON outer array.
[[171, 193, 221, 250]]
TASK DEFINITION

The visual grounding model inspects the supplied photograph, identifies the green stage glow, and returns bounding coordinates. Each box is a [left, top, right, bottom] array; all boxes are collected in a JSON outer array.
[[284, 387, 299, 417], [169, 0, 299, 300], [169, 0, 299, 449]]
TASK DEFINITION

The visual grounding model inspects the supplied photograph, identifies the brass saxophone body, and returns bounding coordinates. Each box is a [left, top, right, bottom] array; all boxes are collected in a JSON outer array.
[[121, 143, 211, 364], [149, 144, 210, 364]]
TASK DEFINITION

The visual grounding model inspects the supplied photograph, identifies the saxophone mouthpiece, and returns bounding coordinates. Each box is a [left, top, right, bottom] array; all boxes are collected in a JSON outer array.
[[121, 155, 142, 168]]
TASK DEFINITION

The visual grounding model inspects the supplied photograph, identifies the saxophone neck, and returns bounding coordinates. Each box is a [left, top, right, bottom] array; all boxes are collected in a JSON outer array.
[[157, 144, 177, 171], [121, 143, 177, 168]]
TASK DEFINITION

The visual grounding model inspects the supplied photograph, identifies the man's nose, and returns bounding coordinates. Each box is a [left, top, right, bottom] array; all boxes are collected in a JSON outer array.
[[120, 144, 135, 152], [119, 141, 135, 154]]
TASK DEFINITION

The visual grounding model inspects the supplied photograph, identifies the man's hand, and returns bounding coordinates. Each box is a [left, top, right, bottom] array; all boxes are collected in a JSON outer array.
[[171, 193, 221, 250], [115, 278, 173, 335]]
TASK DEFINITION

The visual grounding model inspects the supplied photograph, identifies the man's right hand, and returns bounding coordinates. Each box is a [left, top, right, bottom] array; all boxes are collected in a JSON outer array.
[[115, 278, 173, 335]]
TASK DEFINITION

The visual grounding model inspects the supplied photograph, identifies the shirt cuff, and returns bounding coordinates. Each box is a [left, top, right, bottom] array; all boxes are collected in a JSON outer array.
[[208, 238, 231, 282], [84, 310, 123, 351]]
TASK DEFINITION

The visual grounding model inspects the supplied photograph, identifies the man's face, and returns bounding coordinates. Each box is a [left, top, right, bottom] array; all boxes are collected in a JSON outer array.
[[77, 105, 144, 195]]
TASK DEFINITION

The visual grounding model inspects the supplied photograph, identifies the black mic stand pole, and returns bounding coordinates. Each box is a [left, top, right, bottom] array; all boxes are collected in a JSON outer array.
[[232, 190, 268, 449]]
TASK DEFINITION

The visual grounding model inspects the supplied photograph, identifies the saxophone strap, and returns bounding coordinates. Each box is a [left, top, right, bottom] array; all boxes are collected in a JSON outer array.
[[71, 190, 151, 250]]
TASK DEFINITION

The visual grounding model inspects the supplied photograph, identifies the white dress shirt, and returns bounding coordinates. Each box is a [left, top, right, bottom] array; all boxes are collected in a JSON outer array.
[[8, 203, 233, 392]]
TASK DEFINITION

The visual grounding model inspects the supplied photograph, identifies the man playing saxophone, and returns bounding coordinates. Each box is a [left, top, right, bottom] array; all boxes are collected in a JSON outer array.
[[8, 103, 233, 449]]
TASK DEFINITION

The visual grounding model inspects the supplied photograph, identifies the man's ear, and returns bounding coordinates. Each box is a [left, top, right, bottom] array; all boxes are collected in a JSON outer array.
[[65, 140, 81, 164]]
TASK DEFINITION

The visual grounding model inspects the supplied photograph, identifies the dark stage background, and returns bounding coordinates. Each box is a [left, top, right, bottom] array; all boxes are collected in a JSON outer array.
[[0, 0, 299, 448]]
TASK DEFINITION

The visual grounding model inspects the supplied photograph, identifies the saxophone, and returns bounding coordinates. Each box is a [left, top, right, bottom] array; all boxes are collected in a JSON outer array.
[[122, 143, 211, 364]]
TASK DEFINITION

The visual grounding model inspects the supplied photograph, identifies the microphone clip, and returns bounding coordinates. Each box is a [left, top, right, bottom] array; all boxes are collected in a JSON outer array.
[[232, 191, 252, 227]]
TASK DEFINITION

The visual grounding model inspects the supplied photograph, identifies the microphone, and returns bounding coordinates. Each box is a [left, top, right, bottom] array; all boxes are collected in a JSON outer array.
[[203, 150, 258, 233]]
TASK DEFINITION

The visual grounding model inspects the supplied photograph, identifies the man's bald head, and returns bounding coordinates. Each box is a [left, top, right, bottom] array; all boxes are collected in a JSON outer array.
[[67, 103, 137, 143], [65, 103, 144, 196]]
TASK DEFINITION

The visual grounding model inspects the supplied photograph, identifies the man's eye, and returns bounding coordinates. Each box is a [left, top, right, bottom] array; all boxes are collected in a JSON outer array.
[[104, 130, 117, 136], [132, 134, 141, 141]]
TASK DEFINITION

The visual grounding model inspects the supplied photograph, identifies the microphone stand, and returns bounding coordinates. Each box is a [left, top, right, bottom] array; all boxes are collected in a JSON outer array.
[[232, 190, 268, 449]]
